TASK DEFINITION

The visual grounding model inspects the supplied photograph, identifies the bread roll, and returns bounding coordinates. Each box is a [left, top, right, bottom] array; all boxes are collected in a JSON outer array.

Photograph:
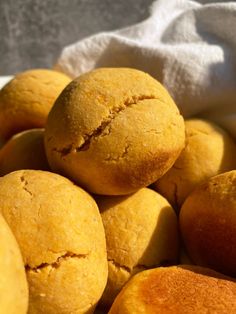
[[0, 69, 71, 141], [97, 188, 178, 306], [0, 214, 28, 313], [45, 67, 185, 195], [0, 170, 108, 313], [0, 129, 49, 175], [180, 170, 236, 277], [109, 265, 236, 313], [179, 246, 193, 265], [154, 119, 236, 211]]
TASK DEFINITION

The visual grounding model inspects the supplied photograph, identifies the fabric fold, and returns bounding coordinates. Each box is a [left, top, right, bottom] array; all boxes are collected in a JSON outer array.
[[55, 0, 236, 137]]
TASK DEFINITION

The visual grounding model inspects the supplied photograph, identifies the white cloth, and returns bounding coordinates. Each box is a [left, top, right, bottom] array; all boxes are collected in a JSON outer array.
[[56, 0, 236, 138], [0, 76, 13, 89]]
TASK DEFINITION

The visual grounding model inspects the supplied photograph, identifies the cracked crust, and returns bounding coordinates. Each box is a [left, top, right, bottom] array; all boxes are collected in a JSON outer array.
[[97, 188, 179, 307], [45, 67, 185, 195], [0, 170, 108, 314], [0, 69, 71, 141], [27, 253, 105, 314], [25, 251, 88, 273], [109, 265, 236, 314], [154, 119, 236, 211], [0, 214, 28, 314], [55, 95, 159, 156]]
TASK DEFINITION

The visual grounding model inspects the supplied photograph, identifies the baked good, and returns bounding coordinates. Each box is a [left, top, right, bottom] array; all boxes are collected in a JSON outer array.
[[96, 187, 178, 306], [154, 119, 236, 211], [0, 214, 28, 313], [0, 170, 108, 314], [109, 265, 236, 313], [0, 69, 71, 141], [45, 67, 185, 195], [180, 170, 236, 277], [179, 246, 193, 265], [0, 129, 49, 175]]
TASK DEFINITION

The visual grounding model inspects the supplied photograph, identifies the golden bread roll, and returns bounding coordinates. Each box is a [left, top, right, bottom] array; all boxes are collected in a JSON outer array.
[[109, 265, 236, 314], [179, 246, 193, 265], [96, 188, 179, 306], [45, 67, 185, 195], [0, 170, 107, 314], [154, 119, 236, 211], [0, 69, 71, 141], [180, 170, 236, 277], [0, 129, 49, 175], [0, 214, 28, 313]]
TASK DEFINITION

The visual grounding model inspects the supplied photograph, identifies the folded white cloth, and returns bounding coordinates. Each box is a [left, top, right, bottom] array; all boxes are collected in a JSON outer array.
[[0, 76, 13, 89], [56, 0, 236, 138]]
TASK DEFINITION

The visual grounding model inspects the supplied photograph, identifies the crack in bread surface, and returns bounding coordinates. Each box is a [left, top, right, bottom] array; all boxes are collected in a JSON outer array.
[[26, 251, 89, 273], [104, 143, 130, 162], [55, 95, 159, 156], [108, 258, 168, 275], [20, 174, 33, 197]]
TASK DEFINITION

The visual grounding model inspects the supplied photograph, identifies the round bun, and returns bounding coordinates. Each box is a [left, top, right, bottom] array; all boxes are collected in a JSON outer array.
[[0, 129, 49, 176], [180, 170, 236, 277], [0, 170, 107, 313], [96, 188, 178, 306], [0, 214, 28, 314], [109, 265, 236, 314], [45, 67, 185, 195], [0, 69, 71, 141], [154, 119, 236, 211]]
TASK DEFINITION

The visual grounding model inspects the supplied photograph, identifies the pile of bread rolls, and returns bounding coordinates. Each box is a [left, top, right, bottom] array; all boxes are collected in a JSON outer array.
[[0, 67, 235, 314]]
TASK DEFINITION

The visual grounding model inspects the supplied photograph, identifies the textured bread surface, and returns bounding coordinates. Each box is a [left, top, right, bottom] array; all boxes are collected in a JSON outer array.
[[0, 214, 28, 314], [154, 119, 236, 210], [97, 188, 178, 306], [109, 265, 236, 314], [45, 67, 185, 195], [0, 170, 108, 314], [0, 129, 49, 175], [0, 69, 71, 141], [180, 170, 236, 277]]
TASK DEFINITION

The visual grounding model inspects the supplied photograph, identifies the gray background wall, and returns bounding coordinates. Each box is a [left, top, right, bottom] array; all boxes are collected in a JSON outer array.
[[0, 0, 153, 75]]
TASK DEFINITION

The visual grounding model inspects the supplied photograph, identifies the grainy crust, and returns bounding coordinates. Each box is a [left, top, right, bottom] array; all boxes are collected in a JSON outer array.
[[180, 170, 236, 277], [109, 265, 236, 314], [97, 188, 179, 307], [0, 214, 28, 314], [0, 69, 71, 140], [45, 67, 185, 195], [153, 119, 236, 211], [0, 129, 49, 175], [0, 170, 108, 314]]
